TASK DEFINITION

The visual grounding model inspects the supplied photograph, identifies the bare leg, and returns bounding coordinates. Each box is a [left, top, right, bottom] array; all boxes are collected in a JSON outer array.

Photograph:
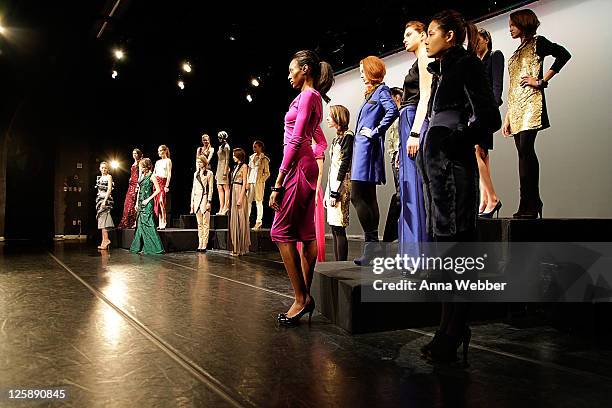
[[476, 148, 488, 213], [223, 185, 231, 213], [100, 229, 111, 248], [159, 201, 166, 228], [477, 149, 499, 213], [299, 240, 318, 293], [217, 184, 224, 214], [277, 242, 309, 317]]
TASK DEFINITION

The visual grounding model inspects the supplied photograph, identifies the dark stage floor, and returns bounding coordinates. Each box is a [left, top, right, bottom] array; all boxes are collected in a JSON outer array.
[[1, 241, 611, 407]]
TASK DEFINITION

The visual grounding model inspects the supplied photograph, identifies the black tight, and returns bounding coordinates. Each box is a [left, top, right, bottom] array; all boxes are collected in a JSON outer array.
[[514, 130, 541, 211], [331, 226, 348, 261], [350, 181, 379, 241], [434, 229, 475, 337]]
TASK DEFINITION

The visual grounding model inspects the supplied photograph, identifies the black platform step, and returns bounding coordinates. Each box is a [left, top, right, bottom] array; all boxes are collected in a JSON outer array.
[[118, 227, 275, 253], [477, 218, 612, 242]]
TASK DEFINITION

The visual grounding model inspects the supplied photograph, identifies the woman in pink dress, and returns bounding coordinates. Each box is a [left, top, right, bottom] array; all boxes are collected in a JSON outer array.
[[269, 50, 334, 326]]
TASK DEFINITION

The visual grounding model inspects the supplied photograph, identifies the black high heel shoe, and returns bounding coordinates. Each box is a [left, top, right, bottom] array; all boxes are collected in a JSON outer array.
[[514, 202, 543, 219], [479, 201, 502, 219], [420, 330, 441, 357], [427, 327, 472, 367], [277, 297, 316, 327]]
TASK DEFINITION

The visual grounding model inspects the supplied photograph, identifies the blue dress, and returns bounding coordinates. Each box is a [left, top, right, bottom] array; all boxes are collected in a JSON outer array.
[[398, 60, 428, 256]]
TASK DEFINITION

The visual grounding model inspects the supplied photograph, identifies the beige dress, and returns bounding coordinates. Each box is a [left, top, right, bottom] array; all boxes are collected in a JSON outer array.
[[230, 163, 250, 255]]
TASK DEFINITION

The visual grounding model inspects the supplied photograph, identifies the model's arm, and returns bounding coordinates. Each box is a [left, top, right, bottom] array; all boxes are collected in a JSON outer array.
[[238, 166, 248, 205], [371, 86, 399, 138], [103, 175, 113, 204], [261, 157, 270, 182], [312, 125, 328, 160], [207, 171, 214, 206], [134, 181, 140, 211], [411, 55, 434, 135], [148, 175, 161, 202], [522, 36, 572, 89], [208, 147, 215, 164], [190, 174, 197, 213], [491, 50, 505, 106], [278, 90, 317, 175], [165, 159, 172, 191]]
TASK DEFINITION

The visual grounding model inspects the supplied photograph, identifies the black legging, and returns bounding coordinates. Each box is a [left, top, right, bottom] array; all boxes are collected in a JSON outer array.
[[514, 130, 541, 212], [350, 181, 379, 242], [331, 226, 348, 261]]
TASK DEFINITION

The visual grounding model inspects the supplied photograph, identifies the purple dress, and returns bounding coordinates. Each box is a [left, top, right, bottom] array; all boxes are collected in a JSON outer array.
[[271, 88, 323, 243]]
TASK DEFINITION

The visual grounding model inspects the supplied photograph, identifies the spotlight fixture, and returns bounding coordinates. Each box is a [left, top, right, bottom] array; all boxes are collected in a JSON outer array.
[[110, 160, 120, 169], [251, 78, 260, 87], [178, 80, 185, 90], [113, 49, 124, 60], [0, 25, 5, 35], [182, 62, 192, 73], [111, 70, 118, 79], [246, 94, 253, 103]]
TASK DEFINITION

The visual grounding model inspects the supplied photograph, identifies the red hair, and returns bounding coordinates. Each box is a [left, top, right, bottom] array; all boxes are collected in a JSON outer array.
[[360, 56, 386, 97]]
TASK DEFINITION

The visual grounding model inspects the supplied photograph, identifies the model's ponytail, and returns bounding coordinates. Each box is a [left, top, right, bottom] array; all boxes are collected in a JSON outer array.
[[318, 61, 334, 103], [292, 50, 335, 103]]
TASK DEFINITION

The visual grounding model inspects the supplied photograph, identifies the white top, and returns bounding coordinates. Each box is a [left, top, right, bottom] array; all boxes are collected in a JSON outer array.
[[154, 158, 171, 178], [247, 153, 261, 184]]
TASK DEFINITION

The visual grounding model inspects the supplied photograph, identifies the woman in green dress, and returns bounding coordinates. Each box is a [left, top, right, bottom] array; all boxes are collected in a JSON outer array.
[[130, 158, 165, 255]]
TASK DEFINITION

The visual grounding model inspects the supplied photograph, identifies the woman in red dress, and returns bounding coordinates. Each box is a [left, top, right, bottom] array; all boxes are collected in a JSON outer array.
[[118, 148, 142, 229]]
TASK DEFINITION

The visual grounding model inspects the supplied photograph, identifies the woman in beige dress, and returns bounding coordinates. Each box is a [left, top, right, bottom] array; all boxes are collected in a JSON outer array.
[[230, 148, 250, 256], [191, 155, 214, 252]]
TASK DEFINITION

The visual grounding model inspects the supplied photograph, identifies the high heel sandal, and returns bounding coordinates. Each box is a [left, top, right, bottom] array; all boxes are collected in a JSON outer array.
[[479, 201, 502, 219], [420, 330, 441, 357], [277, 297, 316, 327], [98, 241, 111, 250]]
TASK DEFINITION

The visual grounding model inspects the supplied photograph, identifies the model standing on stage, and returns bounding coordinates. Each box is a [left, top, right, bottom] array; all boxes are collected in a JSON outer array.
[[397, 21, 432, 257], [216, 131, 231, 215], [196, 133, 215, 169], [153, 145, 172, 229], [503, 9, 571, 219], [324, 105, 354, 261], [351, 56, 399, 265], [96, 161, 114, 250], [475, 28, 505, 218], [247, 140, 270, 230], [230, 148, 250, 256], [419, 10, 501, 364], [191, 155, 214, 252], [130, 158, 164, 255], [118, 148, 142, 229], [269, 50, 334, 326]]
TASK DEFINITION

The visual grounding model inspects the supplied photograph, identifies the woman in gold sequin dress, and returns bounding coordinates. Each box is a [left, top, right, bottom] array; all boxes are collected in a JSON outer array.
[[502, 9, 571, 219]]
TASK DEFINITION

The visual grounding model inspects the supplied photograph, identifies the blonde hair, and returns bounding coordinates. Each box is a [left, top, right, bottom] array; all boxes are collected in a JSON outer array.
[[159, 144, 170, 158], [329, 105, 350, 134], [140, 158, 153, 171]]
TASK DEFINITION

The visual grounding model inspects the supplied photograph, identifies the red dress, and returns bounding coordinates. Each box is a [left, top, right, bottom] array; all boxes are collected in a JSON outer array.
[[118, 164, 139, 229]]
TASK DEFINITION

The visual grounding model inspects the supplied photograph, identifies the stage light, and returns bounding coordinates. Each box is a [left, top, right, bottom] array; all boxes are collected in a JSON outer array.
[[114, 49, 124, 60], [111, 70, 118, 79], [178, 80, 185, 90], [0, 25, 5, 35], [110, 160, 120, 169], [251, 78, 260, 87], [182, 62, 192, 73], [246, 94, 253, 103]]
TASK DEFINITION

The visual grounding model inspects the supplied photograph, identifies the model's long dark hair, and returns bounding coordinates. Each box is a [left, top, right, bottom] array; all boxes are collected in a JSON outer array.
[[431, 9, 476, 51], [292, 50, 334, 103]]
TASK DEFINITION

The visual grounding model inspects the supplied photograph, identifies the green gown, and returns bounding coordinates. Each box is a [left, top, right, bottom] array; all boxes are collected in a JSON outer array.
[[130, 173, 165, 255]]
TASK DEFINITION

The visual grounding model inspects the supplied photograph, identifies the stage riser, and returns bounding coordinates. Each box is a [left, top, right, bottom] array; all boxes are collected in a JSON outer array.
[[118, 228, 275, 253], [477, 218, 612, 242]]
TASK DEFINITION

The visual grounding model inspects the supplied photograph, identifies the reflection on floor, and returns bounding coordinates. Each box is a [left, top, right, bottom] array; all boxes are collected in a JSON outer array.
[[0, 242, 611, 407]]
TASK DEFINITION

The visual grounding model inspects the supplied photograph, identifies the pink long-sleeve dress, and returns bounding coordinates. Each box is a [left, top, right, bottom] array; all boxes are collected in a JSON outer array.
[[270, 88, 323, 243]]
